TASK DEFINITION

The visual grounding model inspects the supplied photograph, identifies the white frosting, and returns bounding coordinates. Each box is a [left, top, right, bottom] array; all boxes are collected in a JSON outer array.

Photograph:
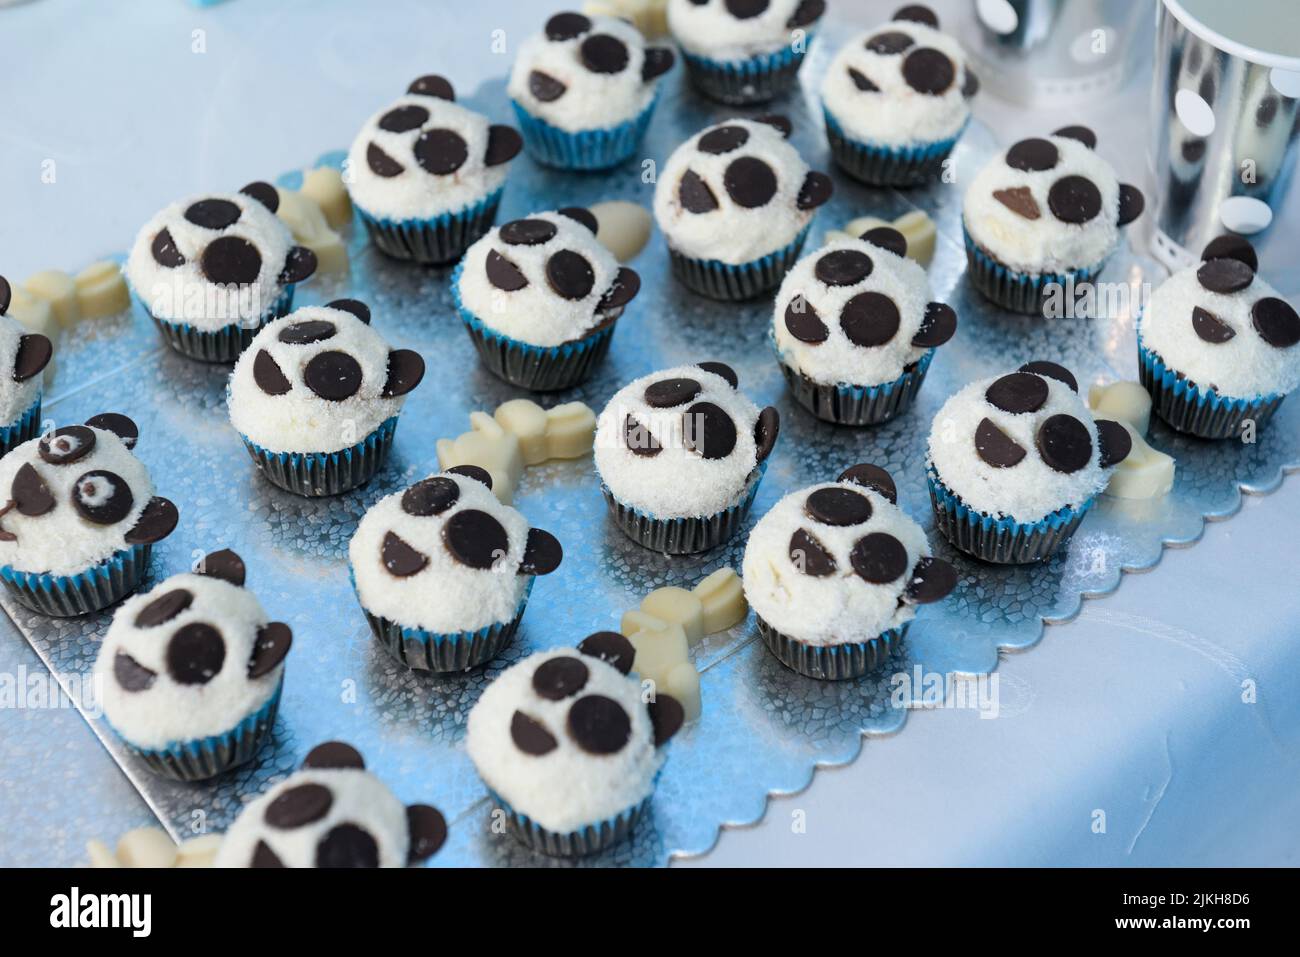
[[594, 364, 763, 519], [653, 118, 816, 263], [1139, 266, 1300, 399], [927, 372, 1108, 522], [507, 15, 663, 132], [0, 314, 42, 424], [773, 237, 933, 387], [742, 481, 929, 645], [962, 134, 1121, 276], [349, 472, 532, 634], [821, 21, 973, 146], [0, 427, 157, 577], [95, 572, 284, 750], [457, 210, 625, 346], [227, 305, 411, 455], [213, 766, 409, 868], [345, 92, 511, 222], [466, 647, 663, 833], [667, 0, 814, 62], [125, 192, 296, 330]]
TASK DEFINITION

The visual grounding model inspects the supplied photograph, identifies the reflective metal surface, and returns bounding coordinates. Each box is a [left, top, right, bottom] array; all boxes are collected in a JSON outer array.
[[4, 34, 1298, 867]]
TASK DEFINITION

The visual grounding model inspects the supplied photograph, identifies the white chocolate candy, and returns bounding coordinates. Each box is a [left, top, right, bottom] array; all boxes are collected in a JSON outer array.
[[300, 167, 352, 228], [86, 839, 119, 868], [1088, 381, 1175, 499], [693, 567, 747, 633], [24, 269, 79, 327], [664, 660, 701, 722], [436, 417, 522, 504], [627, 619, 689, 687], [590, 200, 653, 263], [116, 827, 179, 868], [585, 0, 669, 39], [276, 188, 349, 276], [641, 586, 705, 644], [175, 834, 223, 868], [826, 210, 937, 267], [74, 261, 130, 318], [1088, 380, 1152, 435]]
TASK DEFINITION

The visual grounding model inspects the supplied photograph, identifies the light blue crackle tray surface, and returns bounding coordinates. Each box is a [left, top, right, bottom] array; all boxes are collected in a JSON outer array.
[[4, 36, 1297, 867]]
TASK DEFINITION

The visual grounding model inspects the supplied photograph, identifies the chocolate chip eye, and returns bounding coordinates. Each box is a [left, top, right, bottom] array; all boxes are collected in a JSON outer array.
[[71, 470, 134, 524], [11, 463, 54, 516], [265, 783, 333, 829], [201, 236, 262, 284], [816, 249, 873, 286], [1006, 138, 1059, 172], [378, 104, 429, 133], [545, 250, 594, 300], [382, 531, 428, 577], [850, 532, 909, 584], [253, 349, 292, 396], [184, 198, 241, 230], [679, 170, 718, 214], [315, 824, 380, 869], [1191, 306, 1236, 343], [1047, 175, 1102, 224], [682, 401, 737, 459], [805, 487, 872, 526], [545, 11, 590, 40], [533, 656, 589, 700], [499, 219, 557, 246], [401, 477, 459, 516], [785, 296, 829, 343], [902, 47, 954, 95], [528, 70, 566, 102], [724, 157, 778, 208], [624, 414, 662, 456], [1036, 414, 1093, 473], [985, 372, 1049, 414], [849, 67, 879, 91], [366, 142, 405, 177], [414, 128, 469, 176], [840, 292, 900, 348], [789, 528, 836, 576], [644, 377, 701, 408], [443, 509, 510, 569], [166, 622, 226, 685], [486, 250, 528, 291], [580, 34, 629, 74], [151, 228, 185, 268], [114, 652, 157, 692], [407, 74, 455, 100], [303, 351, 363, 401], [134, 588, 193, 627], [866, 31, 914, 54], [1252, 297, 1300, 348], [726, 0, 770, 17], [38, 425, 96, 465], [278, 320, 336, 344], [567, 694, 632, 755], [975, 418, 1026, 468], [511, 711, 558, 755], [699, 125, 749, 154], [302, 741, 366, 770]]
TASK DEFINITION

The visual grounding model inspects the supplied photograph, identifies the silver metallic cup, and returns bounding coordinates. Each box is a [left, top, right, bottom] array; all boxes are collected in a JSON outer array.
[[1150, 0, 1300, 270]]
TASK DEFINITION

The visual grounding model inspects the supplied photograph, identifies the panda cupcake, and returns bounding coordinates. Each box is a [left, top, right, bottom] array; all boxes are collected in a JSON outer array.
[[94, 550, 290, 781], [1138, 236, 1300, 439], [773, 226, 957, 425], [962, 127, 1145, 315], [508, 12, 675, 170], [667, 0, 827, 105], [594, 362, 779, 553], [125, 184, 317, 362], [926, 362, 1132, 563], [467, 641, 683, 856], [345, 74, 523, 265], [0, 414, 178, 617], [349, 467, 562, 672], [653, 117, 833, 300], [743, 463, 957, 680], [820, 5, 978, 187], [0, 278, 53, 456], [453, 209, 641, 390], [227, 300, 424, 497], [214, 742, 447, 868]]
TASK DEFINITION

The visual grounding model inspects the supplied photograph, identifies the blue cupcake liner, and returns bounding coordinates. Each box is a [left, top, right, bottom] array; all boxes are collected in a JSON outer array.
[[824, 108, 965, 188], [0, 397, 42, 458], [137, 286, 296, 363], [776, 344, 935, 426], [669, 222, 811, 301], [357, 578, 534, 673], [109, 678, 283, 782], [511, 91, 660, 171], [239, 416, 399, 497], [926, 467, 1093, 564], [487, 787, 652, 858], [962, 224, 1106, 317], [681, 37, 813, 105], [756, 614, 907, 681], [451, 261, 618, 390], [1137, 334, 1286, 440], [356, 188, 504, 265], [601, 462, 767, 554], [1, 543, 153, 618]]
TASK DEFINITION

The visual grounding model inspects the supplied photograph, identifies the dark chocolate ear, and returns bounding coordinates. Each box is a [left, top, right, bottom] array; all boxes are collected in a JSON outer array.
[[302, 741, 365, 770], [642, 47, 675, 81], [837, 463, 897, 503], [518, 528, 562, 575], [597, 267, 640, 311], [248, 622, 292, 678], [123, 497, 179, 545], [484, 125, 523, 166], [406, 804, 448, 863], [13, 334, 53, 382], [325, 298, 371, 324], [912, 302, 958, 348], [381, 349, 425, 398], [1053, 125, 1097, 149], [85, 412, 138, 449], [1200, 234, 1258, 271], [962, 68, 980, 99], [196, 548, 246, 586], [754, 407, 779, 464], [557, 206, 598, 233], [0, 275, 11, 315], [648, 694, 685, 746], [696, 360, 738, 388], [904, 556, 958, 605], [407, 74, 454, 100], [1117, 184, 1145, 226], [789, 0, 827, 27], [576, 631, 636, 675], [796, 171, 834, 210], [893, 3, 938, 28], [446, 464, 491, 489], [1095, 419, 1133, 468], [754, 114, 792, 138], [279, 246, 317, 284], [240, 181, 280, 213], [859, 226, 907, 257]]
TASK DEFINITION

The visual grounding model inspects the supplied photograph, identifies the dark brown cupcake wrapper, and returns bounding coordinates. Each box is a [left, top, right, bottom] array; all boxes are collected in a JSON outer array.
[[239, 417, 398, 497], [462, 313, 618, 392], [1138, 339, 1286, 440], [601, 466, 765, 555], [681, 46, 808, 105], [668, 226, 809, 302], [356, 190, 503, 266], [149, 286, 295, 363], [756, 615, 906, 681], [962, 226, 1105, 317], [778, 352, 934, 426], [0, 398, 42, 458], [0, 544, 152, 618], [927, 470, 1092, 564], [362, 606, 526, 673], [489, 789, 650, 858], [824, 111, 958, 188]]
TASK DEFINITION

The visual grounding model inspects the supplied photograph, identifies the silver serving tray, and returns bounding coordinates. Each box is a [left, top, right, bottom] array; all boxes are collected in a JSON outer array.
[[6, 34, 1297, 867]]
